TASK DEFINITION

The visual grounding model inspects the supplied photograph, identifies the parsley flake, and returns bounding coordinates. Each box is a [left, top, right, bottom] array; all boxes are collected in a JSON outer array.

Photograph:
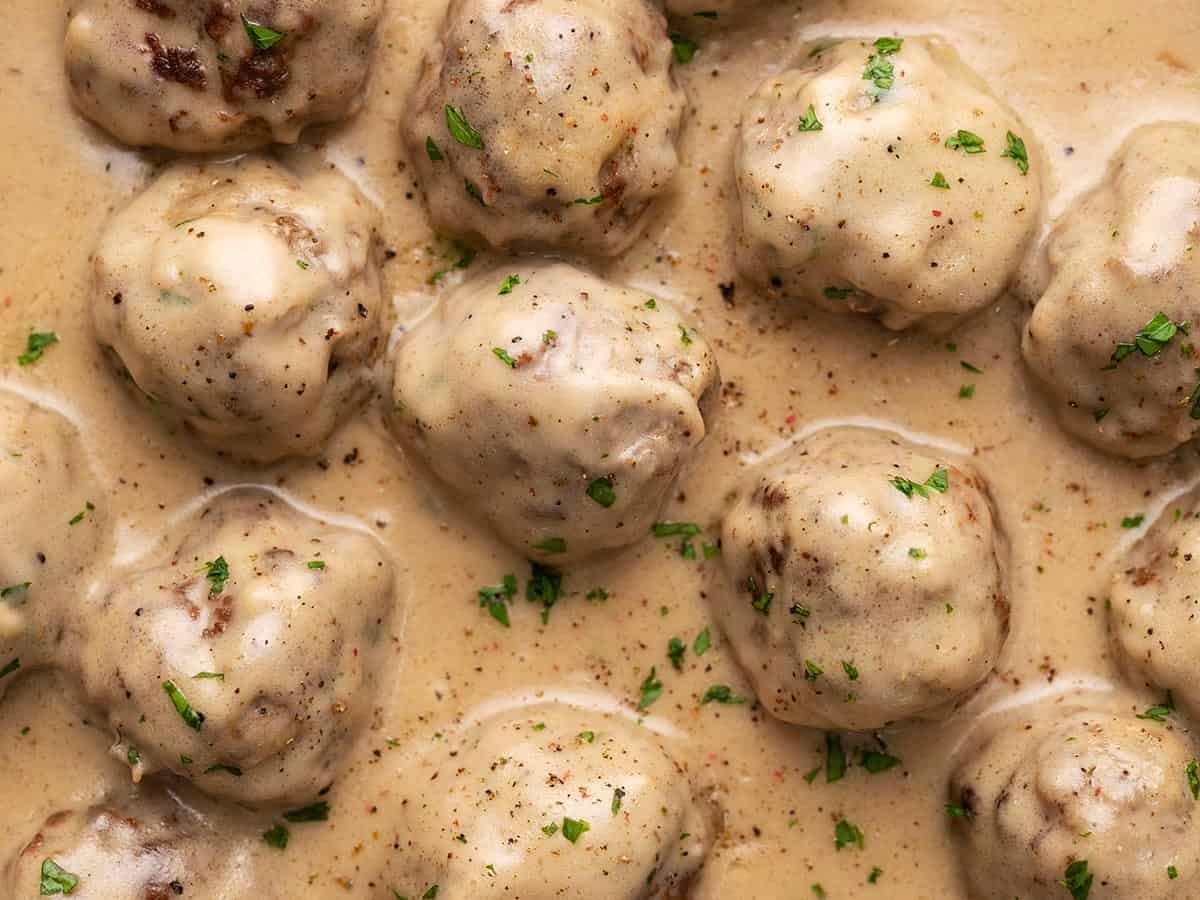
[[18, 331, 59, 366], [444, 104, 484, 149], [798, 103, 823, 132], [945, 129, 986, 154], [241, 14, 285, 50]]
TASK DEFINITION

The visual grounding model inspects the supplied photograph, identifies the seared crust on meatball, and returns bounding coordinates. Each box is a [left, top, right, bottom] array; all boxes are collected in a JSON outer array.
[[389, 261, 719, 563], [0, 388, 107, 696], [717, 427, 1009, 730], [735, 36, 1041, 332], [382, 703, 712, 899], [92, 156, 383, 463], [70, 489, 394, 805], [3, 782, 278, 899], [949, 705, 1200, 900], [1022, 122, 1200, 459], [1110, 489, 1200, 721], [403, 0, 685, 255], [65, 0, 383, 152]]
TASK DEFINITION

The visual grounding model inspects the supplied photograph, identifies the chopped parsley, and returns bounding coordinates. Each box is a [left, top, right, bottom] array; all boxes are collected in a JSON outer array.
[[797, 103, 823, 132], [945, 129, 986, 154], [1109, 311, 1186, 365], [532, 536, 567, 555], [162, 679, 204, 731], [1001, 130, 1030, 174], [862, 50, 896, 92], [930, 171, 950, 189], [542, 822, 559, 836], [498, 273, 521, 295], [127, 746, 140, 766], [573, 194, 605, 205], [652, 521, 702, 537], [889, 467, 948, 499], [693, 626, 712, 656], [1137, 692, 1176, 723], [561, 817, 590, 843], [283, 800, 330, 823], [680, 541, 697, 560], [241, 14, 285, 50], [204, 556, 229, 595], [823, 285, 854, 300], [307, 560, 326, 570], [1, 582, 30, 600], [869, 866, 883, 884], [961, 360, 984, 374], [790, 603, 811, 624], [445, 104, 484, 149], [637, 667, 664, 710], [295, 259, 310, 271], [1061, 860, 1093, 900], [1169, 865, 1180, 880], [670, 32, 698, 63], [679, 325, 694, 346], [586, 476, 616, 508], [39, 858, 79, 895], [909, 547, 928, 559], [67, 501, 95, 525], [861, 750, 902, 773], [492, 347, 518, 368], [825, 732, 847, 783], [263, 824, 289, 849], [668, 637, 686, 670], [1121, 515, 1145, 529], [18, 331, 59, 366], [834, 818, 865, 851], [745, 575, 773, 615], [702, 542, 721, 558], [478, 573, 517, 627], [944, 802, 972, 818], [803, 659, 824, 681], [611, 787, 625, 816], [841, 660, 859, 680], [192, 671, 224, 680], [526, 561, 562, 623], [586, 587, 608, 603], [873, 36, 904, 55], [1, 657, 22, 680], [959, 384, 975, 399], [425, 136, 443, 161], [1188, 759, 1199, 800], [701, 684, 747, 705], [578, 730, 595, 743], [465, 178, 486, 206]]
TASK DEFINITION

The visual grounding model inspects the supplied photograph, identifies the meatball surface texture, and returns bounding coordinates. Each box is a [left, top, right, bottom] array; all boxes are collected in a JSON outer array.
[[92, 157, 383, 462], [735, 36, 1041, 331], [65, 0, 383, 152], [1022, 122, 1200, 459], [71, 489, 394, 805], [390, 261, 719, 563], [717, 427, 1009, 730], [383, 702, 712, 899], [949, 705, 1200, 900], [403, 0, 685, 254]]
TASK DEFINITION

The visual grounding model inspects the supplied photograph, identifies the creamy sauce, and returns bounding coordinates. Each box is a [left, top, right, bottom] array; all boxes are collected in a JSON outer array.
[[1, 1, 1199, 897]]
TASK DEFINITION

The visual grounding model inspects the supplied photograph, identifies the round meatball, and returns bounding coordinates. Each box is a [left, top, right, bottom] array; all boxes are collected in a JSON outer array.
[[390, 261, 719, 563], [1022, 122, 1200, 459], [382, 703, 712, 899], [3, 784, 271, 899], [0, 389, 106, 697], [64, 0, 383, 152], [403, 0, 685, 255], [70, 489, 395, 805], [1109, 490, 1200, 720], [717, 427, 1009, 730], [735, 36, 1042, 332], [92, 156, 383, 462], [949, 706, 1200, 899]]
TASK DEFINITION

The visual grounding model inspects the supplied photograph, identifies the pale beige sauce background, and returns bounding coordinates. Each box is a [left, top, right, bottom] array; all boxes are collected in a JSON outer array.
[[1, 1, 1199, 897]]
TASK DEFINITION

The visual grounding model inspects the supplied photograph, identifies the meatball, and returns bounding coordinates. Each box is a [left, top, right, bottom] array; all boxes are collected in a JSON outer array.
[[1109, 490, 1200, 720], [64, 0, 383, 152], [949, 705, 1200, 899], [382, 703, 712, 899], [390, 261, 719, 563], [1022, 122, 1200, 459], [92, 157, 383, 462], [403, 0, 685, 255], [70, 489, 394, 805], [735, 36, 1041, 332], [3, 783, 272, 899], [0, 388, 106, 697], [716, 427, 1009, 730]]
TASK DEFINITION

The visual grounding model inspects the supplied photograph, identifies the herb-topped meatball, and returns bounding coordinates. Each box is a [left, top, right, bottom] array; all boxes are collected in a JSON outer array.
[[717, 427, 1009, 730], [0, 389, 106, 698], [403, 0, 685, 255], [1022, 122, 1200, 459], [70, 489, 394, 806], [949, 704, 1200, 900], [382, 703, 713, 899], [92, 157, 383, 463], [64, 0, 383, 152], [390, 261, 720, 564], [1110, 489, 1200, 721], [3, 783, 276, 899], [735, 36, 1041, 332]]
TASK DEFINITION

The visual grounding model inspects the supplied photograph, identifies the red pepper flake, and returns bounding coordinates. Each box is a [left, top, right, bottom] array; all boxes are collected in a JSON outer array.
[[932, 209, 943, 217]]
